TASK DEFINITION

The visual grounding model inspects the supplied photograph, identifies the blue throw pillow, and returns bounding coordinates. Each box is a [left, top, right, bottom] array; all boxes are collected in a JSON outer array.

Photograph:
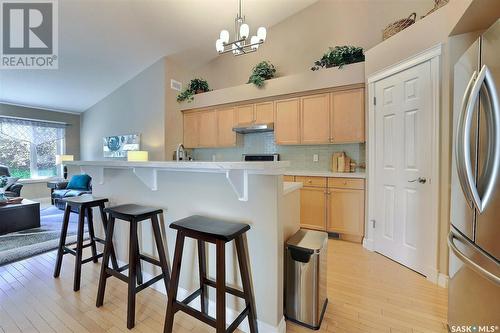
[[67, 174, 91, 190]]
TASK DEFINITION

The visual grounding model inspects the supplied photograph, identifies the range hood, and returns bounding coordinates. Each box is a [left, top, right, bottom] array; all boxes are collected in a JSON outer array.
[[232, 122, 274, 134]]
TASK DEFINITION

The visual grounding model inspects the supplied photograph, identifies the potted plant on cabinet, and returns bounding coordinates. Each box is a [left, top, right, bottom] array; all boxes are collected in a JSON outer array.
[[177, 78, 211, 103], [311, 45, 365, 71], [248, 61, 276, 88]]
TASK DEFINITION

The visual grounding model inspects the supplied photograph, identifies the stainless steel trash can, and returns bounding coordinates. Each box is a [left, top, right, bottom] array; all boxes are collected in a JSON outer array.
[[285, 229, 328, 330]]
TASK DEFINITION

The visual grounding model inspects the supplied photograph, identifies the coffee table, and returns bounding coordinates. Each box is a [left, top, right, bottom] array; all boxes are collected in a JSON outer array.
[[0, 199, 41, 235]]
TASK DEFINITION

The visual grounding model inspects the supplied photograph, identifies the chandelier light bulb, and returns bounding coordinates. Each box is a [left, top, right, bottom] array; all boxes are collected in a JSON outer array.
[[239, 23, 249, 39], [220, 30, 230, 44], [250, 36, 259, 49], [215, 39, 224, 53], [257, 27, 267, 41]]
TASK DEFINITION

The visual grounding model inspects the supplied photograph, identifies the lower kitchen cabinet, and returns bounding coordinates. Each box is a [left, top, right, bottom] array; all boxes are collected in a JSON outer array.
[[300, 186, 327, 231], [327, 187, 365, 239], [294, 175, 365, 243]]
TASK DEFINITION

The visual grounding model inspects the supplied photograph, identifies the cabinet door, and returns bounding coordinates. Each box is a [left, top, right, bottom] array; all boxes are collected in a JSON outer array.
[[183, 112, 199, 148], [198, 110, 217, 147], [254, 102, 274, 123], [236, 104, 255, 124], [327, 188, 364, 236], [300, 187, 327, 231], [331, 88, 365, 143], [275, 98, 300, 145], [301, 94, 331, 144], [217, 107, 236, 147]]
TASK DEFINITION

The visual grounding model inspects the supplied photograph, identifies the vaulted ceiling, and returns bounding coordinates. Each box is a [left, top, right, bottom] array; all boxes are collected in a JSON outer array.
[[0, 0, 317, 112]]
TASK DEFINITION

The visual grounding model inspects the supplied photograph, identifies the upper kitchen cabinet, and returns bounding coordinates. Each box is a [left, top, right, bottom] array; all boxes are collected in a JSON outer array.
[[301, 93, 331, 144], [198, 109, 218, 147], [254, 102, 274, 123], [275, 98, 301, 145], [217, 107, 237, 147], [331, 88, 365, 143], [183, 111, 199, 148], [236, 104, 255, 124]]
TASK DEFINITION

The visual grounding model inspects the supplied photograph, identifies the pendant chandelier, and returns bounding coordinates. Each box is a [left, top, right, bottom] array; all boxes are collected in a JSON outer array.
[[215, 0, 267, 56]]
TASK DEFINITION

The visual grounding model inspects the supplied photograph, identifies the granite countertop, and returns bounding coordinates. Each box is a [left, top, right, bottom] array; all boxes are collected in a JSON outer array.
[[285, 170, 366, 179]]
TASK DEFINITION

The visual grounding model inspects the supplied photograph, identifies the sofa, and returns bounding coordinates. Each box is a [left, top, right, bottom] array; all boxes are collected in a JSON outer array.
[[0, 165, 24, 197], [52, 174, 92, 211]]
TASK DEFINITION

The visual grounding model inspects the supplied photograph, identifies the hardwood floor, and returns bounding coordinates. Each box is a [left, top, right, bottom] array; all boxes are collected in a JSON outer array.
[[0, 240, 447, 333]]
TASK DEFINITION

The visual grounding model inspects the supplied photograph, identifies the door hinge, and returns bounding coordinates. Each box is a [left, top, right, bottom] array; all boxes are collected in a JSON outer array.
[[373, 97, 377, 105], [371, 219, 376, 228]]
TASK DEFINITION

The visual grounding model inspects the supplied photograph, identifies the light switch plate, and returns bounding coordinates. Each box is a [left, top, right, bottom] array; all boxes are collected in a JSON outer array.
[[313, 154, 319, 162]]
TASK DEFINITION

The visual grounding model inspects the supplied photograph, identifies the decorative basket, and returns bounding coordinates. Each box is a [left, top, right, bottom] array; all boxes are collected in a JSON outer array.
[[383, 13, 417, 40], [421, 0, 449, 18]]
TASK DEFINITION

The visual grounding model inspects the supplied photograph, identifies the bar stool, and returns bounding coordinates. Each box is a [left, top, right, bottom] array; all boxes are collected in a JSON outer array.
[[53, 195, 118, 292], [164, 215, 258, 333], [96, 204, 170, 329]]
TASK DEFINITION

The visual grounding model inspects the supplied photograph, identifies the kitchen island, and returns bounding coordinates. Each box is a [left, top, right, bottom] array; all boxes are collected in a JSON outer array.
[[66, 161, 301, 333]]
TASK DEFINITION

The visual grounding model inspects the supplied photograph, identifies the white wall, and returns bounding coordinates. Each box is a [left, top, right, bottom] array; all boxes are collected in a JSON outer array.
[[80, 58, 166, 160]]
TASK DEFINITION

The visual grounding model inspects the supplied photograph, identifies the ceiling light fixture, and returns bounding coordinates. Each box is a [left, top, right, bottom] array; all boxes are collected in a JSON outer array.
[[215, 0, 267, 56]]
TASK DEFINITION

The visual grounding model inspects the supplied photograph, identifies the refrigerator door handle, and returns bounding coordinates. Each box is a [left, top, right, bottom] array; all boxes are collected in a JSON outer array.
[[463, 65, 500, 213], [448, 230, 500, 285], [455, 70, 477, 208]]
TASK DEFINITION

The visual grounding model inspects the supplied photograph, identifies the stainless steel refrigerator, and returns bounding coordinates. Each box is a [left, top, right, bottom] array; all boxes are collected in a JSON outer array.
[[449, 19, 500, 330]]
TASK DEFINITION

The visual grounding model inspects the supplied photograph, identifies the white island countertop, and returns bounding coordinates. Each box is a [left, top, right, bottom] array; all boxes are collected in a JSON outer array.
[[67, 160, 290, 174], [283, 181, 303, 195]]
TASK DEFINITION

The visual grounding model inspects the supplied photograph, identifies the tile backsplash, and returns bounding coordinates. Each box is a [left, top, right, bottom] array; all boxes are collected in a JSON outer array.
[[192, 132, 365, 172]]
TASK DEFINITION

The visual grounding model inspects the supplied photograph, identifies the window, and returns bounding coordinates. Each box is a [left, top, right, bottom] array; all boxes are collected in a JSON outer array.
[[0, 116, 66, 179]]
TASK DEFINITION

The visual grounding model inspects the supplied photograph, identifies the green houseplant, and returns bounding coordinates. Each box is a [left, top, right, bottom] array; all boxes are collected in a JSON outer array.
[[177, 78, 211, 103], [311, 46, 365, 71], [248, 61, 276, 88]]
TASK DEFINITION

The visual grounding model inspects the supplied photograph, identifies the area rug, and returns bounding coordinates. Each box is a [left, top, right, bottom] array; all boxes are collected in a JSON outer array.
[[0, 206, 88, 266]]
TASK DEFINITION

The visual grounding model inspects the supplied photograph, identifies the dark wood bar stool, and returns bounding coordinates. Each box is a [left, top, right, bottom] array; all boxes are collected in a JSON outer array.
[[53, 195, 118, 292], [164, 215, 258, 333], [96, 204, 170, 329]]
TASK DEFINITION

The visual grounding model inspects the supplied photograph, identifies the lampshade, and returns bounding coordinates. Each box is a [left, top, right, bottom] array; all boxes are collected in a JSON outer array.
[[257, 27, 267, 41], [215, 38, 224, 53], [220, 30, 229, 44], [250, 36, 259, 49], [56, 154, 74, 165], [127, 151, 149, 162], [239, 23, 249, 39]]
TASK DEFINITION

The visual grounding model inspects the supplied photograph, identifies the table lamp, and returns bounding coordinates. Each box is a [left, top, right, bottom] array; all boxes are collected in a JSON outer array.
[[56, 155, 74, 179]]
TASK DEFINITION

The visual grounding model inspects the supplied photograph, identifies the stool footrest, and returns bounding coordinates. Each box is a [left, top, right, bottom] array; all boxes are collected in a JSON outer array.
[[62, 246, 76, 256], [81, 253, 103, 264], [174, 302, 216, 328], [105, 267, 129, 283], [136, 274, 165, 293], [227, 306, 250, 333], [181, 288, 202, 305], [203, 278, 246, 299], [139, 254, 161, 267]]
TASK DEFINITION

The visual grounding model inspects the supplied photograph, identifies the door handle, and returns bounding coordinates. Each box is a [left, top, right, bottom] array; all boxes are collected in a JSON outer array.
[[463, 65, 500, 213], [448, 229, 500, 285], [455, 71, 477, 208], [408, 177, 426, 184]]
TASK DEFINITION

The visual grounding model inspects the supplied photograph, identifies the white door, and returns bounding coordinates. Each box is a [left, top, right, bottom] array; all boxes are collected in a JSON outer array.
[[373, 61, 433, 276]]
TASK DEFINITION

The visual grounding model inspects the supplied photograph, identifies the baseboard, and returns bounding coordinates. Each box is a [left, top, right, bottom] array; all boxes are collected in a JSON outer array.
[[438, 273, 449, 288], [362, 237, 374, 251], [117, 260, 284, 333]]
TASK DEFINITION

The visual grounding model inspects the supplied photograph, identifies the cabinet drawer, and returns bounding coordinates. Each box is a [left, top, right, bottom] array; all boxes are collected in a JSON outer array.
[[296, 176, 327, 188], [328, 178, 365, 190], [283, 175, 295, 182]]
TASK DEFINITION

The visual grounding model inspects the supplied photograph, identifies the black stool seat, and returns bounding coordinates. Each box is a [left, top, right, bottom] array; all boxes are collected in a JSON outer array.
[[171, 215, 250, 241], [164, 215, 258, 333], [54, 195, 118, 292], [104, 204, 163, 221], [97, 204, 170, 329]]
